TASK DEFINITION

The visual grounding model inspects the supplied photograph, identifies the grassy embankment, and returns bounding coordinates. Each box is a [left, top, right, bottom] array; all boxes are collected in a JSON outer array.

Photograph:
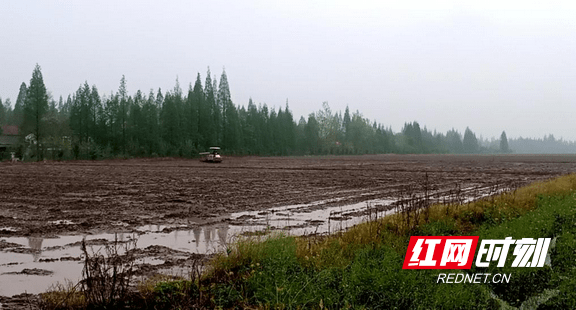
[[42, 174, 576, 309]]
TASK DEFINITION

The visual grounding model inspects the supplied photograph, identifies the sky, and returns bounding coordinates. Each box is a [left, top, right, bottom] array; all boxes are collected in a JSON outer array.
[[1, 0, 576, 140]]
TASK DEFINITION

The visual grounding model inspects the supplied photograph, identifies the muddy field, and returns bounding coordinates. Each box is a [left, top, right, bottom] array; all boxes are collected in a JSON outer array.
[[3, 154, 575, 237], [1, 154, 576, 299]]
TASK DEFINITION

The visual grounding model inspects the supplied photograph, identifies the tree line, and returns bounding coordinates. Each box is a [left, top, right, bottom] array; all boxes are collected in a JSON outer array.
[[0, 64, 532, 161]]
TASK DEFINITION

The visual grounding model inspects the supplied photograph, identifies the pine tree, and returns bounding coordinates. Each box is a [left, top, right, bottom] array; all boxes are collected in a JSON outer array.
[[0, 97, 5, 126], [219, 69, 236, 149], [186, 80, 200, 147], [90, 85, 102, 144], [13, 82, 27, 126], [204, 68, 217, 146], [118, 75, 128, 154], [343, 106, 351, 142], [23, 64, 49, 160], [500, 131, 510, 153], [446, 129, 463, 154], [304, 113, 320, 154], [3, 98, 12, 126], [190, 74, 205, 148], [283, 101, 296, 154], [172, 77, 185, 150], [463, 127, 479, 154]]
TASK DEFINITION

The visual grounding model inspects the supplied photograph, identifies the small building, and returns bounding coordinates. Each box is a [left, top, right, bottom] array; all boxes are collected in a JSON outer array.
[[0, 125, 20, 152]]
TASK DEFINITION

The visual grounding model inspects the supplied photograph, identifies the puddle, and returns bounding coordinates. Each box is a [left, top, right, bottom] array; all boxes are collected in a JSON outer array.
[[0, 199, 389, 296], [230, 198, 397, 236], [0, 227, 19, 233], [49, 220, 75, 225], [0, 183, 509, 297]]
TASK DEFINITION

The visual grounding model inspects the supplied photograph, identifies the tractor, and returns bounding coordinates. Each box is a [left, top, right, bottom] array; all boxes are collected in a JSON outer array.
[[199, 147, 222, 163]]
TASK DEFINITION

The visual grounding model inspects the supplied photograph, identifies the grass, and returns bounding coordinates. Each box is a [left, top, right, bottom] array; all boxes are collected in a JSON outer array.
[[39, 174, 576, 309]]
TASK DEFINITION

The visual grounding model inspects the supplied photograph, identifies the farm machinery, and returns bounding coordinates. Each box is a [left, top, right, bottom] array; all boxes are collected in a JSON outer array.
[[199, 147, 222, 163]]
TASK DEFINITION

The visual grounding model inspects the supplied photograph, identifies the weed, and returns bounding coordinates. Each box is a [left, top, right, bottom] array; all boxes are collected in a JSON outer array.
[[80, 235, 136, 308], [39, 281, 85, 310]]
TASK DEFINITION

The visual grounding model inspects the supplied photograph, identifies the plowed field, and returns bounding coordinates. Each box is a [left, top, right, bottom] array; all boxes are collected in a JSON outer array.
[[2, 154, 575, 237]]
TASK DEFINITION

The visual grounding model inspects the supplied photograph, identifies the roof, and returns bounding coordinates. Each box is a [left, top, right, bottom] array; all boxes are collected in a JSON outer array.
[[0, 135, 19, 146], [209, 147, 221, 150], [1, 125, 19, 136]]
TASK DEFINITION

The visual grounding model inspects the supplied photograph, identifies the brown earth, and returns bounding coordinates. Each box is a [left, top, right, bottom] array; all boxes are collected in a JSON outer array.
[[1, 154, 576, 304], [1, 154, 576, 238]]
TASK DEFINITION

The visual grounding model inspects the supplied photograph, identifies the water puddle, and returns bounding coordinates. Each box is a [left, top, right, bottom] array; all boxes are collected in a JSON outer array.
[[229, 198, 397, 236]]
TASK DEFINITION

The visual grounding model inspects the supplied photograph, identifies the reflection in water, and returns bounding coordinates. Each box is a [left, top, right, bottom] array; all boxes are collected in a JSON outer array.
[[217, 226, 229, 247], [193, 227, 202, 248], [27, 237, 44, 262], [204, 226, 213, 244]]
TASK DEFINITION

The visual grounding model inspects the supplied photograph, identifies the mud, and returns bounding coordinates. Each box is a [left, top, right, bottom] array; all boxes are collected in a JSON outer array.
[[1, 154, 576, 298]]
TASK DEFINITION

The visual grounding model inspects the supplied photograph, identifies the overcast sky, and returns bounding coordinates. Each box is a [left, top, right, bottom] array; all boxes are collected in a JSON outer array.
[[2, 1, 575, 140]]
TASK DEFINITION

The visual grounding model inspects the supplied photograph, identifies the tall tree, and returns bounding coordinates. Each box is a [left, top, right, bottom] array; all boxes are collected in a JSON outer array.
[[186, 80, 200, 146], [304, 113, 320, 154], [190, 74, 205, 148], [118, 75, 128, 154], [219, 69, 237, 150], [90, 85, 102, 143], [463, 127, 479, 154], [23, 64, 49, 160], [282, 101, 296, 154], [204, 68, 217, 145], [13, 82, 27, 126], [3, 98, 12, 125], [0, 97, 5, 126], [500, 131, 510, 153], [446, 129, 463, 154], [343, 106, 351, 142], [402, 121, 424, 153]]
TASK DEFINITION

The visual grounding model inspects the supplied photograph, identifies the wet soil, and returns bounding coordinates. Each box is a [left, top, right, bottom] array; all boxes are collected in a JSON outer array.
[[1, 154, 576, 300], [2, 154, 574, 238]]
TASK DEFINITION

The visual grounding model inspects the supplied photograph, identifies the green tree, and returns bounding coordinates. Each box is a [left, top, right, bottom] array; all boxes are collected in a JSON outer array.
[[343, 106, 351, 143], [304, 113, 320, 154], [3, 98, 12, 126], [141, 89, 160, 155], [195, 73, 211, 149], [219, 69, 239, 150], [23, 64, 49, 160], [500, 131, 510, 153], [463, 127, 479, 154], [348, 112, 373, 154], [401, 121, 424, 153], [13, 82, 27, 126], [160, 92, 179, 153], [187, 76, 202, 147], [282, 101, 296, 154], [446, 129, 463, 154], [204, 68, 217, 146], [90, 86, 103, 144], [118, 75, 128, 154], [243, 98, 258, 153], [0, 97, 5, 126]]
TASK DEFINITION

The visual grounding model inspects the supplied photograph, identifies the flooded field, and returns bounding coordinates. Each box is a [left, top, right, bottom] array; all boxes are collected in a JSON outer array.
[[2, 154, 576, 297]]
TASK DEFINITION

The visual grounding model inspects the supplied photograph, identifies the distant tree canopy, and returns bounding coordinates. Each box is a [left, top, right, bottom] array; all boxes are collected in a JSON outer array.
[[463, 127, 479, 154], [4, 65, 576, 159]]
